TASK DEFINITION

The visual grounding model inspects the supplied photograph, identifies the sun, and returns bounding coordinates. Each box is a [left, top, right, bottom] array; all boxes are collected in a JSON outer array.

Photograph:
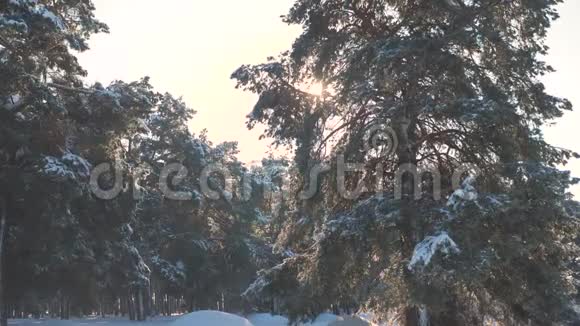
[[308, 82, 324, 96], [301, 81, 324, 97]]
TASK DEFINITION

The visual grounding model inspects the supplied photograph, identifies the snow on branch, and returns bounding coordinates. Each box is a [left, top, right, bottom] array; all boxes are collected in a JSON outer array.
[[32, 7, 64, 29], [39, 153, 92, 182], [242, 261, 287, 299], [0, 15, 28, 32], [61, 152, 92, 178], [40, 156, 76, 180], [447, 175, 478, 209], [8, 0, 65, 30], [0, 95, 24, 111], [408, 232, 460, 271], [151, 256, 186, 285], [242, 274, 270, 299]]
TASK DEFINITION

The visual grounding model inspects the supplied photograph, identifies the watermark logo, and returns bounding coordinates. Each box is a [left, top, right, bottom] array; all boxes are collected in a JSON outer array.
[[89, 124, 480, 203], [363, 124, 398, 158]]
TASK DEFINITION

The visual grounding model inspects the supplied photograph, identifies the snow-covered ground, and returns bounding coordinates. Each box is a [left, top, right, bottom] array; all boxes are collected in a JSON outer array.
[[173, 311, 253, 326], [8, 316, 177, 326], [7, 311, 375, 326]]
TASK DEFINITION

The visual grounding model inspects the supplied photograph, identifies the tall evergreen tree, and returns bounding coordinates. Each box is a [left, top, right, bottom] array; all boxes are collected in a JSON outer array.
[[1, 0, 273, 321], [1, 0, 108, 324], [234, 0, 580, 324]]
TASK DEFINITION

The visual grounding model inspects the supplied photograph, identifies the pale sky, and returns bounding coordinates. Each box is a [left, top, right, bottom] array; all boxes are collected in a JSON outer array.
[[78, 0, 580, 196]]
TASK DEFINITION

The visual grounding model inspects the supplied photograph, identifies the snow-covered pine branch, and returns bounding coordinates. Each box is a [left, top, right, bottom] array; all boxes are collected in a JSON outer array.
[[408, 232, 461, 271]]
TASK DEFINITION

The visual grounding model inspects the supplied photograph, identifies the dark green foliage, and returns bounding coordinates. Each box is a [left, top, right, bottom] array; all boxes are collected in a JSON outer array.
[[0, 0, 276, 321], [233, 0, 580, 324]]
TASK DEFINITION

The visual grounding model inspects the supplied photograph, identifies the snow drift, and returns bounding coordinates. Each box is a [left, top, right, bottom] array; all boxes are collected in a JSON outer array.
[[247, 313, 289, 326], [171, 311, 370, 326], [172, 311, 253, 326]]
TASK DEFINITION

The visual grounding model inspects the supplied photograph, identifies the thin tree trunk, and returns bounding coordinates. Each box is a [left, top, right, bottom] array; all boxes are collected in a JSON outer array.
[[120, 296, 126, 317], [156, 291, 161, 316], [137, 288, 144, 321], [100, 296, 105, 318], [127, 294, 135, 321], [396, 114, 422, 326], [403, 307, 421, 326], [161, 292, 165, 316], [59, 297, 63, 319], [147, 282, 152, 317], [429, 299, 461, 326], [0, 196, 7, 326], [65, 298, 70, 320]]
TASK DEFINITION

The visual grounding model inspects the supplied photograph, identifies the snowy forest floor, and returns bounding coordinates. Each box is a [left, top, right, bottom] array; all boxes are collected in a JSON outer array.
[[8, 317, 178, 326], [6, 311, 376, 326]]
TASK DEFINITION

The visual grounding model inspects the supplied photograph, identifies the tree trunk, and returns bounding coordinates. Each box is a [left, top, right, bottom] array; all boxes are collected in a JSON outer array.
[[0, 196, 7, 326], [396, 115, 422, 326], [430, 312, 460, 326], [403, 306, 421, 326], [137, 288, 144, 321], [429, 298, 461, 326], [147, 282, 153, 317], [120, 296, 126, 317], [65, 298, 70, 320], [59, 297, 63, 319], [100, 296, 105, 318], [127, 294, 135, 321]]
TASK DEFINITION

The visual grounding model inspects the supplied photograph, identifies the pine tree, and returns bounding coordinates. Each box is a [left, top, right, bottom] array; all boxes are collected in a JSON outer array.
[[234, 0, 580, 324], [1, 1, 107, 324]]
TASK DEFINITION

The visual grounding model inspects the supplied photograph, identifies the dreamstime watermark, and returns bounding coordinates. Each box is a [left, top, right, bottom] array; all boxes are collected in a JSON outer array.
[[89, 124, 480, 202]]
